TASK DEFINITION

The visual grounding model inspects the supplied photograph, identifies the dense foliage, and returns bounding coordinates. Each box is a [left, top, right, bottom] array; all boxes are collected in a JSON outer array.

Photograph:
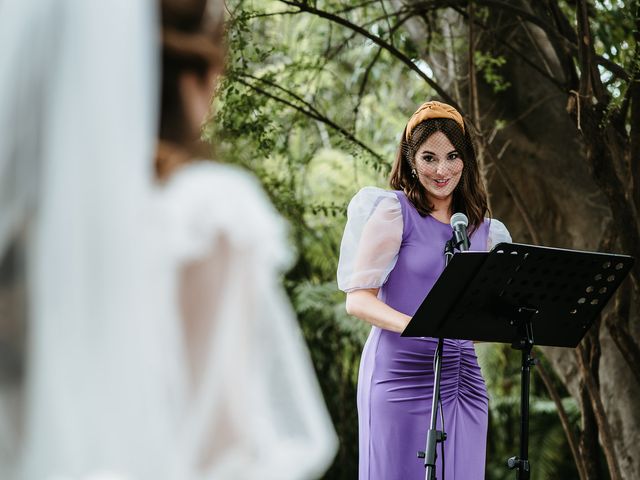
[[206, 1, 639, 478]]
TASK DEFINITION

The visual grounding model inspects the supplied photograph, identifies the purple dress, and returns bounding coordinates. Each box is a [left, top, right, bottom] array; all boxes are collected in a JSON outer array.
[[358, 190, 489, 480]]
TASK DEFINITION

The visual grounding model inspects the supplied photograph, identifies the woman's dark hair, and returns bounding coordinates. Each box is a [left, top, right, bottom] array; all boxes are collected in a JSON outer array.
[[389, 117, 489, 232], [157, 0, 225, 179]]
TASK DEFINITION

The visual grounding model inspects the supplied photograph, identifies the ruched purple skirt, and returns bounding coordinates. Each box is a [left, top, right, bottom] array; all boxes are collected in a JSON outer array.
[[358, 327, 488, 480]]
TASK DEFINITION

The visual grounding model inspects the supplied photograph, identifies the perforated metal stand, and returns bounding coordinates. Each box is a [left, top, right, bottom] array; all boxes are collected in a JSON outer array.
[[403, 242, 635, 480], [506, 307, 538, 480]]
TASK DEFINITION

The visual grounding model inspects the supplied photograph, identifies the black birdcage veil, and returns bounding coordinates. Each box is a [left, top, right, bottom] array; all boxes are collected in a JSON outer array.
[[401, 117, 478, 218]]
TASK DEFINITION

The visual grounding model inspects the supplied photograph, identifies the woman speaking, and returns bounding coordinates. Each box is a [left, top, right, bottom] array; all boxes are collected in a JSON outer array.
[[337, 101, 512, 480]]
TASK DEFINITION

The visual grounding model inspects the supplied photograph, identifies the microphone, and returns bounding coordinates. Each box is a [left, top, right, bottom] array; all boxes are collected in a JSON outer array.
[[450, 212, 470, 251]]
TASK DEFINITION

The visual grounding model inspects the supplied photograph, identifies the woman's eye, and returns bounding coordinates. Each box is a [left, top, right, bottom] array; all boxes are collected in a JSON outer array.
[[422, 155, 434, 162], [448, 152, 459, 160]]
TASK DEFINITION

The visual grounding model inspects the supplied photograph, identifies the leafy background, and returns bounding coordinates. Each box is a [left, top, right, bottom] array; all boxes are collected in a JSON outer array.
[[204, 1, 638, 478]]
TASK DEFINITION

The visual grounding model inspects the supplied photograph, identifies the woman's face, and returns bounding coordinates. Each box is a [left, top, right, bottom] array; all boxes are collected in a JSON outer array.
[[413, 130, 464, 203]]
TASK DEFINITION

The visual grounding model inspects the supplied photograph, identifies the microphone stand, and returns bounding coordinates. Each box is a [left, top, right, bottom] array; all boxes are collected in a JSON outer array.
[[419, 234, 467, 479]]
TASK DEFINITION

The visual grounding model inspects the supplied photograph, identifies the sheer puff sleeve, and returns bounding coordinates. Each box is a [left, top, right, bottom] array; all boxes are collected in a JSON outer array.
[[487, 218, 512, 250], [159, 161, 292, 269], [337, 187, 403, 292], [154, 161, 337, 480]]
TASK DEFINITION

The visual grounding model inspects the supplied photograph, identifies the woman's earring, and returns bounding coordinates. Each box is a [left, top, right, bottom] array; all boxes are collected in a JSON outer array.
[[411, 168, 417, 178]]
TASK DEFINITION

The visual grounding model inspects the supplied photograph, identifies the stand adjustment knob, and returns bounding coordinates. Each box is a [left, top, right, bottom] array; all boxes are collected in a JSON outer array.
[[507, 456, 530, 472], [417, 451, 425, 459]]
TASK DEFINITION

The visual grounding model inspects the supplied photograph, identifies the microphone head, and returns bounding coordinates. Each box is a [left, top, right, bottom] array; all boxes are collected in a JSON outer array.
[[450, 212, 468, 229]]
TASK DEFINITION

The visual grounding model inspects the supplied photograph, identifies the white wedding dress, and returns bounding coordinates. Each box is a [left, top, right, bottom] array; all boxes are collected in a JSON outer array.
[[0, 1, 336, 479]]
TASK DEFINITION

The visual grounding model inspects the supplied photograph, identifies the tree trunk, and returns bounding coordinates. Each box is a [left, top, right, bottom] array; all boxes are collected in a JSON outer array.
[[396, 1, 640, 477]]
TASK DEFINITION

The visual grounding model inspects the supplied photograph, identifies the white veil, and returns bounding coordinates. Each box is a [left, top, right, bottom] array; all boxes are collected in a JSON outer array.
[[0, 0, 167, 478], [0, 1, 336, 479]]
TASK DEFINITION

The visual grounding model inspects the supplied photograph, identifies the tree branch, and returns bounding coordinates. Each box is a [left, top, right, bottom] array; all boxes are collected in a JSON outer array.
[[477, 0, 629, 80], [277, 0, 461, 110], [234, 76, 386, 164], [630, 0, 640, 215], [236, 72, 325, 117], [353, 10, 415, 131], [468, 1, 489, 197], [353, 46, 383, 131], [245, 9, 301, 19], [335, 0, 386, 15], [378, 0, 395, 46], [576, 0, 609, 102], [536, 356, 589, 480], [576, 342, 623, 480], [604, 279, 640, 387], [570, 1, 640, 293], [451, 6, 566, 90], [578, 372, 603, 480]]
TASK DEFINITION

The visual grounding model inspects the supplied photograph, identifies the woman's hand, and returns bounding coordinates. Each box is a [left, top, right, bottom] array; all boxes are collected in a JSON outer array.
[[345, 288, 412, 333]]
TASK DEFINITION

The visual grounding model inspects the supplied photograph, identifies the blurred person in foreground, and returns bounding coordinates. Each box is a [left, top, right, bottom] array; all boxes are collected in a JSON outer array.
[[0, 0, 336, 479]]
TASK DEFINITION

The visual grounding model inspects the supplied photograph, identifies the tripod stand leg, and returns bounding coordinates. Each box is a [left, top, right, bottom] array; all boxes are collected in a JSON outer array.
[[420, 337, 446, 480], [507, 308, 537, 479], [518, 346, 532, 480]]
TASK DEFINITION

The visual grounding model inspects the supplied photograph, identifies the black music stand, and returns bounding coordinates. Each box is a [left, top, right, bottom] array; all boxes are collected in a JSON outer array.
[[402, 242, 635, 480]]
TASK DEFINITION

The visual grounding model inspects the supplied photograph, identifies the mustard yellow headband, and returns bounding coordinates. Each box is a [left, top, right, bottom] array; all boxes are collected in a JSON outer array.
[[405, 101, 465, 141]]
